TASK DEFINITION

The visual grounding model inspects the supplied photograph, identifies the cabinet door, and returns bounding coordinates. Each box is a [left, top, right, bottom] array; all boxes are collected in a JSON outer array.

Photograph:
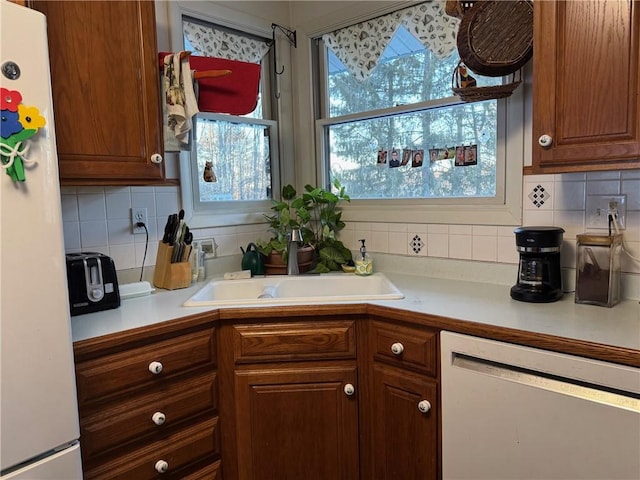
[[533, 0, 640, 173], [371, 364, 438, 480], [31, 1, 165, 185], [234, 365, 358, 480]]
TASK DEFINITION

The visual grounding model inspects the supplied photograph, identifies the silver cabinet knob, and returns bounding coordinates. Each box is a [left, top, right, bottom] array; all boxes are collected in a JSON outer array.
[[418, 400, 431, 413], [148, 361, 163, 374], [391, 342, 404, 355], [538, 134, 553, 148], [151, 411, 166, 425], [155, 460, 169, 473], [344, 383, 355, 396], [150, 153, 163, 164]]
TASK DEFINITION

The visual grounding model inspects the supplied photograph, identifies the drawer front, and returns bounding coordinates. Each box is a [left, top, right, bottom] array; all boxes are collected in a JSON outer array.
[[84, 416, 220, 480], [180, 460, 222, 480], [233, 320, 356, 363], [76, 328, 216, 407], [81, 372, 217, 460], [371, 321, 437, 376]]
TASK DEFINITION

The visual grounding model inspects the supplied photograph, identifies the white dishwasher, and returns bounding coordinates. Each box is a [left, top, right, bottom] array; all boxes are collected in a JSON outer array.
[[441, 331, 640, 480]]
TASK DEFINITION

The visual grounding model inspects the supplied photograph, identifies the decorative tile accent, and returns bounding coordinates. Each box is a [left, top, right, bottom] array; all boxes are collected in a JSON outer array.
[[528, 184, 551, 208], [410, 235, 424, 254]]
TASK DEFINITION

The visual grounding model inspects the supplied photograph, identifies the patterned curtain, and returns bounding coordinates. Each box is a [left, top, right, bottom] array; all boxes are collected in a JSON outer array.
[[322, 1, 460, 80], [183, 20, 270, 64]]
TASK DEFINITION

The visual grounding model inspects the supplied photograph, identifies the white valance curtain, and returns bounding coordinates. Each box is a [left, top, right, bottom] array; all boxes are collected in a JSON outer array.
[[322, 1, 459, 80], [183, 20, 270, 64]]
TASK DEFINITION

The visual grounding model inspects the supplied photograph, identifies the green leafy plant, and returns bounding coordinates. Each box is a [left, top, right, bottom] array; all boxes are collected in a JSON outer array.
[[256, 181, 351, 272], [256, 184, 312, 264], [301, 181, 351, 273]]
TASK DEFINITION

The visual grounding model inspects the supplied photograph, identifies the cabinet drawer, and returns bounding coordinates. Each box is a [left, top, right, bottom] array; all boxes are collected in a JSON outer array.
[[371, 321, 437, 376], [180, 460, 222, 480], [84, 416, 220, 480], [76, 328, 216, 407], [232, 320, 356, 363], [81, 372, 217, 460]]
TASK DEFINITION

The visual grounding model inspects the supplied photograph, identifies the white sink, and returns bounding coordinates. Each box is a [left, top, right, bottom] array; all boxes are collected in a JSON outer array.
[[183, 273, 404, 306]]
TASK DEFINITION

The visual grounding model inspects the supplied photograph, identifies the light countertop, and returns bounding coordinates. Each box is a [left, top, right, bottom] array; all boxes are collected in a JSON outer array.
[[71, 271, 640, 358]]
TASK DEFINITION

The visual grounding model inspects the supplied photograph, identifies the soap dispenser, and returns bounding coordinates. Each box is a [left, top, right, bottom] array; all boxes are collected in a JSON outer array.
[[355, 239, 373, 276]]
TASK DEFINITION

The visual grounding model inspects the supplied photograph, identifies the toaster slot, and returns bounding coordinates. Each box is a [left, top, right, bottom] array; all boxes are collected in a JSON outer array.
[[84, 257, 105, 303]]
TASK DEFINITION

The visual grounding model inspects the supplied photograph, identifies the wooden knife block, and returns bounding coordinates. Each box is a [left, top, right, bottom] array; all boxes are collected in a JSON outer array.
[[153, 242, 192, 290]]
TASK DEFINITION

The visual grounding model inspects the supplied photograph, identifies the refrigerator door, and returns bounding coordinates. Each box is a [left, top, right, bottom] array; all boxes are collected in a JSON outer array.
[[2, 444, 82, 480], [0, 1, 81, 475]]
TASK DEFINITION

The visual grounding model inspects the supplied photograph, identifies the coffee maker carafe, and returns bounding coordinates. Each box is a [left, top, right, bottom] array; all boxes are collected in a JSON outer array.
[[510, 226, 564, 303]]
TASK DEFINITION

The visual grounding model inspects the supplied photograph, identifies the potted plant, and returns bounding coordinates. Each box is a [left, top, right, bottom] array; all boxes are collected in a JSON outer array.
[[301, 181, 352, 273], [256, 181, 352, 274], [256, 184, 315, 274]]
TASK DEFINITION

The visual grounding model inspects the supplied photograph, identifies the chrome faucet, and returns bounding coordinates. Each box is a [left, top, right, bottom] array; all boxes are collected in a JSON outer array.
[[287, 228, 303, 275]]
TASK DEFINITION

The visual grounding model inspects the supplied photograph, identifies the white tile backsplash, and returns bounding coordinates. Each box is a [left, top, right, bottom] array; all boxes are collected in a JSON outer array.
[[554, 179, 585, 210], [78, 193, 106, 221], [585, 180, 621, 195], [59, 171, 640, 293], [449, 233, 472, 260], [79, 220, 108, 247], [621, 179, 640, 210], [388, 231, 408, 255], [427, 233, 448, 258]]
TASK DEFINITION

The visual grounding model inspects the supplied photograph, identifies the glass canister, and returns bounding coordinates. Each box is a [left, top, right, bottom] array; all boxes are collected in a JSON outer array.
[[575, 233, 623, 307]]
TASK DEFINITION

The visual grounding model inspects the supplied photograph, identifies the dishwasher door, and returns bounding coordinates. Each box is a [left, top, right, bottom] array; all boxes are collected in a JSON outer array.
[[441, 331, 640, 480]]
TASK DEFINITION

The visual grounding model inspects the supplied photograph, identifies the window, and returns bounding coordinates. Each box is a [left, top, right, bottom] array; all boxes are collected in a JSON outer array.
[[190, 113, 276, 204], [314, 3, 524, 225], [178, 17, 279, 228]]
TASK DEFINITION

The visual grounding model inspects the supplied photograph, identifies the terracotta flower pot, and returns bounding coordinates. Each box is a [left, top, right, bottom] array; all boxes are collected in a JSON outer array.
[[263, 245, 315, 275]]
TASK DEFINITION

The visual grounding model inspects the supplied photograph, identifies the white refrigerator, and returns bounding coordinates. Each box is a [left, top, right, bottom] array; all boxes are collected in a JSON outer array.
[[1, 1, 83, 478]]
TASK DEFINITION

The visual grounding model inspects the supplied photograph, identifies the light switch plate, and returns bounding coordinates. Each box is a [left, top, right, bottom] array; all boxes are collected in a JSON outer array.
[[585, 195, 626, 230]]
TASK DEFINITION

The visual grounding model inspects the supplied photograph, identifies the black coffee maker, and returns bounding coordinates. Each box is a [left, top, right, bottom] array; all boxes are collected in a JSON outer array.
[[510, 226, 565, 303]]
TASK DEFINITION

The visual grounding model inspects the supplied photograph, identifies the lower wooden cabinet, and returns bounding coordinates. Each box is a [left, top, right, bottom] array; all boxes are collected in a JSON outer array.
[[220, 318, 360, 480], [366, 319, 441, 480], [73, 314, 221, 479], [371, 364, 438, 479], [73, 311, 441, 480], [84, 417, 220, 480], [234, 365, 359, 480]]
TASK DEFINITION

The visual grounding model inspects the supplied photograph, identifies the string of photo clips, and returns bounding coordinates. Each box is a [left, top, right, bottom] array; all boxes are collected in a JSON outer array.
[[376, 144, 478, 169]]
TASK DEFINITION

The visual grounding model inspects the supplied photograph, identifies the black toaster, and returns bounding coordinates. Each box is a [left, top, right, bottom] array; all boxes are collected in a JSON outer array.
[[65, 252, 120, 316]]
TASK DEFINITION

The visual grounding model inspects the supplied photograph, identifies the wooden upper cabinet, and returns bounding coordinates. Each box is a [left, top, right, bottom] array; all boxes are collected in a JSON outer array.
[[31, 1, 166, 185], [532, 0, 640, 173]]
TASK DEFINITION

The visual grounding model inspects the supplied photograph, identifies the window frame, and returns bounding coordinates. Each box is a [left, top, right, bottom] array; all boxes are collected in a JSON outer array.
[[313, 29, 525, 226], [180, 113, 280, 229], [165, 1, 285, 229]]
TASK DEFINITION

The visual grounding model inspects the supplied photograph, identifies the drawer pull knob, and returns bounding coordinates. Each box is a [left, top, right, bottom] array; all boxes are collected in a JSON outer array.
[[150, 153, 163, 164], [155, 460, 169, 473], [418, 400, 431, 413], [344, 383, 355, 396], [391, 342, 404, 355], [538, 134, 553, 148], [152, 411, 166, 425], [148, 361, 163, 374]]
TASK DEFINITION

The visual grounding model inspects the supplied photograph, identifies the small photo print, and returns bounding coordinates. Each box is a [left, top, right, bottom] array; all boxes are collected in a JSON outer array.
[[429, 148, 439, 163], [411, 149, 424, 167], [401, 149, 412, 166], [441, 146, 455, 160], [464, 144, 478, 165], [377, 148, 388, 165], [455, 146, 465, 166], [389, 148, 401, 168]]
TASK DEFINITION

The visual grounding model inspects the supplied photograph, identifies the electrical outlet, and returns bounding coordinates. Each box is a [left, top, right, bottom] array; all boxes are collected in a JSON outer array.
[[131, 207, 148, 234], [585, 195, 626, 230]]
